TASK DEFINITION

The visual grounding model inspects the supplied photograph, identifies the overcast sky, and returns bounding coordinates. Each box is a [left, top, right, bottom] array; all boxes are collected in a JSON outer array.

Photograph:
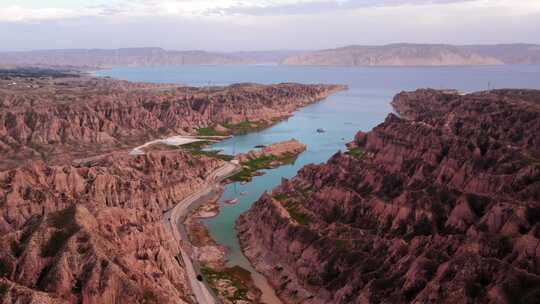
[[1, 0, 539, 51]]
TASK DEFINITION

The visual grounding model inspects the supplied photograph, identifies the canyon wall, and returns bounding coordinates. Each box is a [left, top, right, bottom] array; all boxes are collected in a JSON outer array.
[[0, 75, 343, 169], [0, 72, 342, 303], [237, 89, 540, 303], [0, 151, 221, 304]]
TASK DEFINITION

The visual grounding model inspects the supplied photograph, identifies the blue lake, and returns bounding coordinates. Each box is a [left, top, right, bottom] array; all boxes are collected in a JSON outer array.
[[97, 65, 540, 302]]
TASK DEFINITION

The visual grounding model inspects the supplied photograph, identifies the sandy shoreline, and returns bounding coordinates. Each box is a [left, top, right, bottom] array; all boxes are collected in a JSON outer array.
[[130, 134, 232, 155]]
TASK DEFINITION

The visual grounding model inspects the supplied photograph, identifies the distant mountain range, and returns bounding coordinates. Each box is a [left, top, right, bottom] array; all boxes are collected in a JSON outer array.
[[1, 44, 539, 68]]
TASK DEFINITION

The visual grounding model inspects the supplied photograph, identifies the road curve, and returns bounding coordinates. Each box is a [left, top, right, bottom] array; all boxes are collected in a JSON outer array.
[[164, 161, 241, 304]]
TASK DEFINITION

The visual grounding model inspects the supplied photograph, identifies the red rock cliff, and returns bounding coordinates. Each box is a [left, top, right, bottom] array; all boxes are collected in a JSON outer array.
[[0, 73, 344, 303], [0, 77, 344, 170], [0, 151, 221, 303], [237, 89, 540, 303]]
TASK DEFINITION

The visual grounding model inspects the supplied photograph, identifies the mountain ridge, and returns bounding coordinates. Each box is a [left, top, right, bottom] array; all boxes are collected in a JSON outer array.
[[1, 43, 540, 68]]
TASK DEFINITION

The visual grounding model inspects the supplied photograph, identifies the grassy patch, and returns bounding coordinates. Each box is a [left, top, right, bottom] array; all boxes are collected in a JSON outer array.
[[197, 127, 228, 137], [229, 153, 299, 182], [346, 147, 365, 160], [142, 289, 158, 304], [284, 202, 310, 226], [244, 154, 278, 169], [228, 168, 254, 182], [229, 155, 277, 182], [223, 120, 270, 135], [201, 266, 251, 303], [273, 193, 289, 202], [182, 141, 234, 162]]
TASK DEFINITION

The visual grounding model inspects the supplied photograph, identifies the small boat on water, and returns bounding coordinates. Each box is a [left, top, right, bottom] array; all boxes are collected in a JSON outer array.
[[317, 128, 326, 133], [223, 198, 239, 205], [240, 191, 248, 196]]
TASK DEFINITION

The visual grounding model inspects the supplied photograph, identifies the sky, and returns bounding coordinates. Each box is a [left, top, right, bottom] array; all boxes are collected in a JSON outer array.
[[0, 0, 539, 51]]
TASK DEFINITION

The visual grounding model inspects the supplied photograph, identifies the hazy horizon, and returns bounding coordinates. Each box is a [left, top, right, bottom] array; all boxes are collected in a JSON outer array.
[[2, 42, 540, 54], [1, 0, 539, 52]]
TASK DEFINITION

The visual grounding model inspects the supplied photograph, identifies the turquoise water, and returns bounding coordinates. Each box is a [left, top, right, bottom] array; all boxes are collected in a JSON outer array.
[[98, 65, 540, 302]]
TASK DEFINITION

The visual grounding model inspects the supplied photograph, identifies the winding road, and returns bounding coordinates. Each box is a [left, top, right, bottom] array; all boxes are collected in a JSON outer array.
[[164, 161, 241, 304]]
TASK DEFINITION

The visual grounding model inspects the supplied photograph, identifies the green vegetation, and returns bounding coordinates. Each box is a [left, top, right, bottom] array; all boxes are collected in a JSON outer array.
[[41, 206, 80, 257], [197, 127, 227, 137], [346, 147, 365, 160], [272, 190, 310, 225], [0, 282, 9, 296], [142, 289, 158, 304], [229, 154, 277, 182], [201, 266, 251, 303], [284, 202, 311, 226], [223, 121, 268, 134], [181, 141, 234, 162], [335, 239, 348, 251], [197, 120, 277, 137], [229, 152, 298, 182], [273, 192, 289, 202]]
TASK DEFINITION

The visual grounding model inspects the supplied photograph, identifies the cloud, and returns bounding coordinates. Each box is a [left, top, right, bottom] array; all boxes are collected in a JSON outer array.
[[0, 0, 538, 51], [209, 0, 477, 16], [0, 0, 486, 22]]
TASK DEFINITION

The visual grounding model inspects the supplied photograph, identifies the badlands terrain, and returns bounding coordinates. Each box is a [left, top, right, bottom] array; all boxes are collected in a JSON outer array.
[[238, 89, 540, 303], [0, 68, 342, 303]]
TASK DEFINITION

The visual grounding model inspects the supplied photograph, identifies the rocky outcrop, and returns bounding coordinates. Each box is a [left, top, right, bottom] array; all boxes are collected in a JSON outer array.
[[0, 150, 221, 304], [0, 75, 344, 170], [237, 89, 540, 303], [236, 139, 306, 163]]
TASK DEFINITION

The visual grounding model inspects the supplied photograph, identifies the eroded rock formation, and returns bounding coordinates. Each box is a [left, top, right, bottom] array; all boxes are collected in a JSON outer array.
[[0, 72, 343, 303], [237, 89, 540, 303], [0, 75, 344, 170], [0, 151, 221, 303]]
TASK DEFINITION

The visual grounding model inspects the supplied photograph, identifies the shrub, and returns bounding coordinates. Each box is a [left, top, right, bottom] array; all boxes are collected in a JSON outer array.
[[413, 217, 433, 236], [0, 282, 9, 296], [41, 206, 80, 257], [525, 205, 540, 225], [285, 203, 310, 226], [466, 194, 490, 217], [142, 289, 157, 304], [502, 273, 540, 304], [273, 193, 289, 202]]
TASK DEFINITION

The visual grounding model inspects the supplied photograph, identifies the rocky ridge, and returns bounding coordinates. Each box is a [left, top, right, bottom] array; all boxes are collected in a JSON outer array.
[[0, 75, 344, 170], [0, 73, 343, 303], [281, 44, 503, 66], [237, 89, 540, 303], [0, 151, 221, 304]]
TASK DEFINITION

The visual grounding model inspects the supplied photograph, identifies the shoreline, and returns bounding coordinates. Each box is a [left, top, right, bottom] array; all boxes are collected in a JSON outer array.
[[163, 161, 241, 304], [194, 141, 308, 303]]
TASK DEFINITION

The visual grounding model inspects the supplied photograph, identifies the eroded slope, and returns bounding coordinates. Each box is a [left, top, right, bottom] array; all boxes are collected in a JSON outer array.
[[237, 89, 540, 303]]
